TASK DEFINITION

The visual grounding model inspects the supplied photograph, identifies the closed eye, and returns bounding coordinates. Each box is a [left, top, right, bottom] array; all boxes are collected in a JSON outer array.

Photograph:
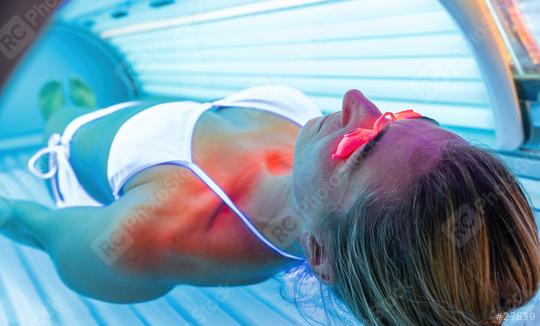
[[417, 116, 440, 126], [348, 125, 391, 164], [346, 116, 438, 164]]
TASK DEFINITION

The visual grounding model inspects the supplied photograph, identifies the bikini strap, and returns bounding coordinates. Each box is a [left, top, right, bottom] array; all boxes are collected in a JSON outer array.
[[183, 161, 304, 261]]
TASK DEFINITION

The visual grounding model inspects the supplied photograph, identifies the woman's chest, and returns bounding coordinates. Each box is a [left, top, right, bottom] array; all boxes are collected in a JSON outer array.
[[191, 108, 299, 180], [121, 105, 297, 251]]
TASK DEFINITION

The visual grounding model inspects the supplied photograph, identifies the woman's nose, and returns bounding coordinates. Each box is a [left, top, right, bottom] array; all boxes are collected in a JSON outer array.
[[341, 89, 382, 127]]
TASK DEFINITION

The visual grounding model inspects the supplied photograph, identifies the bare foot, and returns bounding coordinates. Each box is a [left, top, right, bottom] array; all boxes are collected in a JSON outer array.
[[39, 81, 65, 121], [69, 75, 97, 109]]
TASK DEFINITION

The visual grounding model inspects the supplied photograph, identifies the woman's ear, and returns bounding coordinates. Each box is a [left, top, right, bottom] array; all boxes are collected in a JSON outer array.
[[301, 232, 336, 285]]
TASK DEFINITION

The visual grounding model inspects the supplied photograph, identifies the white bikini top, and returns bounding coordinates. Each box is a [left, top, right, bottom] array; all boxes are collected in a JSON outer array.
[[108, 85, 322, 260]]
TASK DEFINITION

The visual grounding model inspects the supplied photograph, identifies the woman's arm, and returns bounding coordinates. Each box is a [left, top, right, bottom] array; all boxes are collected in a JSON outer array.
[[0, 184, 176, 303], [0, 165, 279, 302]]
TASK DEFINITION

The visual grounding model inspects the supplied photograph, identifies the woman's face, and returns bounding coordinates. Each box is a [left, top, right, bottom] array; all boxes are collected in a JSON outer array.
[[292, 90, 459, 226]]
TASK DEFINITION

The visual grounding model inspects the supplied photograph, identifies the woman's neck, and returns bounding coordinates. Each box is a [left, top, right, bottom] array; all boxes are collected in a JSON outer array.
[[241, 167, 306, 260]]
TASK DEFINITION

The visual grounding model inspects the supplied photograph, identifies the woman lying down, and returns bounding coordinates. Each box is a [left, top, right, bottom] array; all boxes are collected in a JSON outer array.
[[1, 79, 539, 325]]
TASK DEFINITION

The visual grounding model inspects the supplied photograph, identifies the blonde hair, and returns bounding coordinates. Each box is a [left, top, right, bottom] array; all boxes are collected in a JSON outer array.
[[322, 142, 540, 325]]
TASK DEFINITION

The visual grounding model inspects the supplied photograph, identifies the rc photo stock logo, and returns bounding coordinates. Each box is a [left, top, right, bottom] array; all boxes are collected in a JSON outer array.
[[442, 203, 482, 248], [0, 0, 60, 60], [0, 16, 36, 60], [262, 206, 302, 251], [91, 224, 134, 266]]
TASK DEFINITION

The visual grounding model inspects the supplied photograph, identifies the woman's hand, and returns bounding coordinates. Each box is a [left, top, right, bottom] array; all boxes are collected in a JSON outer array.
[[0, 196, 44, 249], [0, 196, 24, 244], [0, 196, 13, 229]]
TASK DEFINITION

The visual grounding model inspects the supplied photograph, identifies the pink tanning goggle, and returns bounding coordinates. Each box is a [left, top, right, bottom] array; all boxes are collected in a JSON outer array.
[[332, 109, 423, 159]]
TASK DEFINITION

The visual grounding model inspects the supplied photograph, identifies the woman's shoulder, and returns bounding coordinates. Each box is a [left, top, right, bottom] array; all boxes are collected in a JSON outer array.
[[212, 85, 323, 125]]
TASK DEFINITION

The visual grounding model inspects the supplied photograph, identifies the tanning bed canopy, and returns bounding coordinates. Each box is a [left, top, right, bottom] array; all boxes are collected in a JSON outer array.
[[487, 0, 540, 148], [488, 0, 540, 76], [57, 0, 536, 151]]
